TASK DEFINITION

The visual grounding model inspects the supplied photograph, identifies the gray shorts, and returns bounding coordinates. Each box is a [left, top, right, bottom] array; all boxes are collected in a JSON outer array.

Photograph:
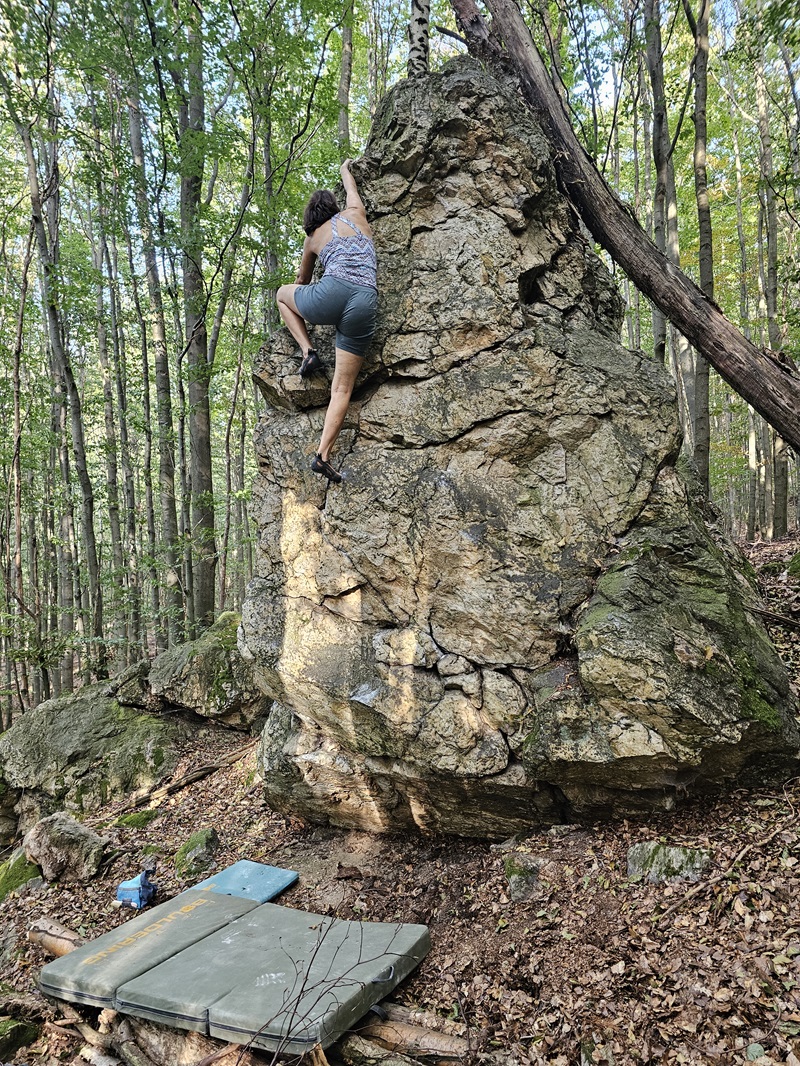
[[294, 275, 377, 357]]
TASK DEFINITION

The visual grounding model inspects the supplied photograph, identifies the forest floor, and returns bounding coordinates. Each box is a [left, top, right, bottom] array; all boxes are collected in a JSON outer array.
[[2, 534, 800, 1066]]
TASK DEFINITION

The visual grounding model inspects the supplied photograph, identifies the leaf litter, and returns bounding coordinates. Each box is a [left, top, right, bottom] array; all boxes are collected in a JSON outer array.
[[1, 534, 800, 1065]]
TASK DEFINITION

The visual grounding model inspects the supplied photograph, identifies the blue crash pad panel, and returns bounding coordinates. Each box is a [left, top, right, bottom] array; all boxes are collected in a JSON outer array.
[[39, 891, 258, 1008], [115, 902, 430, 1053], [190, 860, 298, 903]]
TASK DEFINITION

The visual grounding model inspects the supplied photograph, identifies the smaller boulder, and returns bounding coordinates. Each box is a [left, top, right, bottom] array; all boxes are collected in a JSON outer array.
[[0, 780, 19, 846], [107, 660, 154, 710], [23, 812, 108, 882], [504, 852, 544, 902], [175, 828, 219, 878], [0, 1016, 41, 1060], [148, 613, 271, 729], [627, 841, 711, 884]]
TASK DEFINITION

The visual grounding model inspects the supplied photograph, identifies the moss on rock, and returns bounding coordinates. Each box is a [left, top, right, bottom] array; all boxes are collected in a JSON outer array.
[[175, 827, 219, 877], [0, 850, 41, 902], [0, 1016, 41, 1058], [148, 613, 270, 728], [116, 809, 160, 829], [0, 684, 188, 828]]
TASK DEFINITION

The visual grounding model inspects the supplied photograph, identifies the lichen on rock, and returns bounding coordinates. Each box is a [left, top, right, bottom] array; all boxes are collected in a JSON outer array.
[[242, 57, 799, 837]]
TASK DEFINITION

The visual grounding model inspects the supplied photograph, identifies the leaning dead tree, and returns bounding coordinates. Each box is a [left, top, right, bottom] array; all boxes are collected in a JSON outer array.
[[450, 0, 800, 455]]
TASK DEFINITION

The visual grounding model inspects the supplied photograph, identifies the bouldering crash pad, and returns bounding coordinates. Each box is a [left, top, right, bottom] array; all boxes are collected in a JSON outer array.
[[39, 866, 429, 1053], [39, 891, 257, 1007], [116, 903, 430, 1053], [190, 859, 298, 902]]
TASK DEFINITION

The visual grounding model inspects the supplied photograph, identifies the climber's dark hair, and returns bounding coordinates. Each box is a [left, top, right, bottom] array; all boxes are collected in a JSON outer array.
[[303, 190, 339, 235]]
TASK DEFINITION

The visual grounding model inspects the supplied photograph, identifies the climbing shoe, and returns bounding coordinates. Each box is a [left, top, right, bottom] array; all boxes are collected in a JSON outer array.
[[311, 453, 342, 484], [299, 348, 323, 378]]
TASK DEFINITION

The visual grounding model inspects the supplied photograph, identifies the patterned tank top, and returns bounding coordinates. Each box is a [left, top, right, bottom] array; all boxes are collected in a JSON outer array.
[[319, 214, 377, 290]]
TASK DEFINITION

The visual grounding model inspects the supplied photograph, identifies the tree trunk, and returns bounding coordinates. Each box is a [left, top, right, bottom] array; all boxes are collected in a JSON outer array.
[[124, 30, 184, 644], [1, 75, 107, 678], [408, 0, 431, 78], [683, 0, 712, 492], [747, 406, 758, 541], [755, 41, 788, 538], [644, 0, 695, 452], [338, 0, 354, 157], [450, 0, 800, 454], [178, 6, 216, 632], [123, 227, 165, 654]]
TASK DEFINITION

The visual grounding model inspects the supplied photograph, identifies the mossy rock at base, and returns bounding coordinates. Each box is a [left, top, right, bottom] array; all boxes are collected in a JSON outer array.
[[758, 560, 788, 576], [116, 808, 160, 829], [788, 552, 800, 579], [0, 1016, 41, 1058], [148, 612, 271, 729], [175, 827, 219, 877], [0, 683, 190, 831], [627, 841, 711, 884], [0, 850, 42, 902]]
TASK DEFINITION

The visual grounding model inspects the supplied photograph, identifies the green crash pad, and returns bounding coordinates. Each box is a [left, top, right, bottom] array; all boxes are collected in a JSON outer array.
[[39, 892, 258, 1007], [115, 903, 430, 1053]]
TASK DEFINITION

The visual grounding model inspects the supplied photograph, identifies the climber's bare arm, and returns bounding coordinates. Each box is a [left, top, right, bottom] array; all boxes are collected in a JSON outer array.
[[341, 160, 364, 211], [295, 239, 317, 284], [340, 160, 372, 236]]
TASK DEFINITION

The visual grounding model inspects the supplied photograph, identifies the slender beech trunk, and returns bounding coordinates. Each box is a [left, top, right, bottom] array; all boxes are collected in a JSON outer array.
[[683, 0, 712, 492], [124, 228, 164, 653], [450, 0, 800, 454], [88, 201, 126, 655], [644, 0, 695, 450], [0, 73, 107, 677], [755, 44, 788, 537], [11, 231, 34, 714], [105, 230, 142, 658], [125, 52, 184, 643], [178, 5, 216, 632]]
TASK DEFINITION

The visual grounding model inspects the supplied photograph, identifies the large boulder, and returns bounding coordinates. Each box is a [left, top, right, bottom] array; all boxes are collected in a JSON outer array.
[[242, 58, 800, 837], [0, 684, 189, 834]]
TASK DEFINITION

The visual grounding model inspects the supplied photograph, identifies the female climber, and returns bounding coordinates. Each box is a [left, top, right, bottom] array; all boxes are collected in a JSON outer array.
[[275, 159, 378, 484]]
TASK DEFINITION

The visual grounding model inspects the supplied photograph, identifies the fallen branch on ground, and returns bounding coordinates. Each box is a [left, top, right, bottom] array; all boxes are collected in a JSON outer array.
[[358, 1018, 469, 1059], [0, 990, 53, 1020], [750, 605, 800, 632], [380, 1003, 467, 1039], [339, 1034, 425, 1066], [28, 917, 86, 957], [117, 740, 258, 813]]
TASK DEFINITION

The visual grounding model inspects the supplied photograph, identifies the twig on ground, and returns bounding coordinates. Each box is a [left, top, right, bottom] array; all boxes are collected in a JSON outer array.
[[116, 741, 258, 813], [658, 813, 796, 925]]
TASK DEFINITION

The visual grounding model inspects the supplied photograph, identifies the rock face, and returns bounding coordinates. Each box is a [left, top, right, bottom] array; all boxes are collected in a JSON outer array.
[[242, 58, 800, 837], [0, 684, 188, 833]]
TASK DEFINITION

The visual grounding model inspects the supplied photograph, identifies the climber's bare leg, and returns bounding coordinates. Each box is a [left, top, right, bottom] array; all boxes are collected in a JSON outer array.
[[276, 284, 313, 356], [318, 349, 362, 462]]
